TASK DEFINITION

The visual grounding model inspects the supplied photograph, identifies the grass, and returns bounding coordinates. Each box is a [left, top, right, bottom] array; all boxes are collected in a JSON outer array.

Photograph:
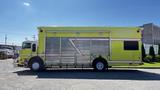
[[140, 62, 160, 67], [113, 62, 160, 68]]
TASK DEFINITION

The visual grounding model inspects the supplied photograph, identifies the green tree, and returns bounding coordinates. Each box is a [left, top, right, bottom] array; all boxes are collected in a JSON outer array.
[[142, 44, 146, 62], [149, 46, 155, 62], [158, 45, 160, 55]]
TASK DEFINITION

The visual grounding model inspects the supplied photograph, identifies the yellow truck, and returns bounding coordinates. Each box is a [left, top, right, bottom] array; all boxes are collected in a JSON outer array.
[[15, 26, 142, 71]]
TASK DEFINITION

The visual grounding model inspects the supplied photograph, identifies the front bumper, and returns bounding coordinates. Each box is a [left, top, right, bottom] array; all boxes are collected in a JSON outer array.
[[13, 59, 19, 67], [13, 59, 28, 68]]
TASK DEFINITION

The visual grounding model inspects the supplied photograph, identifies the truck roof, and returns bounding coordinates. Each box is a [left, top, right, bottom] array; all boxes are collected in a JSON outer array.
[[38, 26, 141, 31], [23, 41, 37, 44]]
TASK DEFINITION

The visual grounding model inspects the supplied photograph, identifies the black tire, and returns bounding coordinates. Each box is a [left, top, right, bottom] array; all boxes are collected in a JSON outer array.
[[92, 58, 108, 71], [28, 57, 44, 71]]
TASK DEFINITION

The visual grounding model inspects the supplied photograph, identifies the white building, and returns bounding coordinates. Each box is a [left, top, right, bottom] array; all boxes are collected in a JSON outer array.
[[142, 23, 160, 54]]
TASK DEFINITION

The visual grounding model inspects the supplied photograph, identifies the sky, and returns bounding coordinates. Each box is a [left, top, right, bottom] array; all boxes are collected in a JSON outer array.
[[0, 0, 160, 46]]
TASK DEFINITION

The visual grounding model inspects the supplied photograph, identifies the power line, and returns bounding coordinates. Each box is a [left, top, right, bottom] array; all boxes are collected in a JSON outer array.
[[0, 31, 34, 36]]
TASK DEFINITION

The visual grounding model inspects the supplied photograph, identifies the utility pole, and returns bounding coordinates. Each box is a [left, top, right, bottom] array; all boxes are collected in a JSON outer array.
[[33, 35, 36, 41], [5, 34, 7, 45]]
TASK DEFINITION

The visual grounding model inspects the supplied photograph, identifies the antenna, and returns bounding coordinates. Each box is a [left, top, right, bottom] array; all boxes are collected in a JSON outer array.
[[25, 37, 28, 41]]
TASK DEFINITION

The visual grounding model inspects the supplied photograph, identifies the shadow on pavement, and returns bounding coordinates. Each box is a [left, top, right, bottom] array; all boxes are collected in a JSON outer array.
[[13, 69, 160, 80]]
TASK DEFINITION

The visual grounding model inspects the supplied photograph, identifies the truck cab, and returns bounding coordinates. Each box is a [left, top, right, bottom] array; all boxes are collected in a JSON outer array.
[[18, 41, 37, 66]]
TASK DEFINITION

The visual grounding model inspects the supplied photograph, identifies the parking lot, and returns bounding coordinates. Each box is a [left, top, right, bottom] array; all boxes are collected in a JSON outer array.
[[0, 59, 160, 90]]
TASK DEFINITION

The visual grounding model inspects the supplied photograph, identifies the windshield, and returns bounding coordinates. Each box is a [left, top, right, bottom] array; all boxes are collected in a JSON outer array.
[[22, 43, 31, 49]]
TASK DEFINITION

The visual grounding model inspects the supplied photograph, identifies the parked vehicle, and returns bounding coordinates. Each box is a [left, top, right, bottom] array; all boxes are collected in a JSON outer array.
[[0, 45, 15, 59], [15, 26, 142, 71]]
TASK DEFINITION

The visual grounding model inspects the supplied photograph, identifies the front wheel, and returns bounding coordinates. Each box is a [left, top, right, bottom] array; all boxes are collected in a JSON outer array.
[[29, 58, 44, 71]]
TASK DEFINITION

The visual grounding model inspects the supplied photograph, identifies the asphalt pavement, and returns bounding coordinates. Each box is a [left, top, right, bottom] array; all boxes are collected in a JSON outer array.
[[0, 59, 160, 90]]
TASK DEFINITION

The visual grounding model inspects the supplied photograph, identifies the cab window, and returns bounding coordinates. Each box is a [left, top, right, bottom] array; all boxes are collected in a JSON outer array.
[[22, 43, 31, 49], [32, 44, 36, 52]]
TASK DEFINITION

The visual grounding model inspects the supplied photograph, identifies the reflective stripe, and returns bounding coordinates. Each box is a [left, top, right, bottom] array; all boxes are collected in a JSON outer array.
[[70, 38, 109, 41], [111, 38, 141, 41]]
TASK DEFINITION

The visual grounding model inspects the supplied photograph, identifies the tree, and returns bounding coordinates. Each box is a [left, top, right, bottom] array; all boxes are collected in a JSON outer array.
[[142, 44, 146, 61], [158, 45, 160, 55], [149, 46, 155, 62]]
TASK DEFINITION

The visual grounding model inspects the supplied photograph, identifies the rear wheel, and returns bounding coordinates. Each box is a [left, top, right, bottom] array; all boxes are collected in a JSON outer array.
[[96, 61, 105, 70], [93, 58, 108, 71]]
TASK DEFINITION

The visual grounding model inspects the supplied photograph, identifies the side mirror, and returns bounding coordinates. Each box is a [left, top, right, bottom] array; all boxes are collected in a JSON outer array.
[[32, 44, 36, 52]]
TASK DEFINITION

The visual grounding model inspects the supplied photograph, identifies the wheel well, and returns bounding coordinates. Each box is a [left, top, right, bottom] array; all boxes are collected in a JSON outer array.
[[28, 56, 44, 67], [92, 56, 108, 67]]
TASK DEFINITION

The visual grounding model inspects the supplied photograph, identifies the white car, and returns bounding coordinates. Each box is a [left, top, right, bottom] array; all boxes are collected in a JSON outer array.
[[0, 46, 15, 58]]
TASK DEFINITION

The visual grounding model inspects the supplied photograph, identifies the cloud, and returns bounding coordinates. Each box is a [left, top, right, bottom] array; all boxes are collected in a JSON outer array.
[[23, 2, 30, 6]]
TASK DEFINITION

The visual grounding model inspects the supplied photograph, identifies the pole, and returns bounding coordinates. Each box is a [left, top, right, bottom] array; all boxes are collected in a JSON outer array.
[[5, 34, 7, 45], [33, 35, 36, 41]]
